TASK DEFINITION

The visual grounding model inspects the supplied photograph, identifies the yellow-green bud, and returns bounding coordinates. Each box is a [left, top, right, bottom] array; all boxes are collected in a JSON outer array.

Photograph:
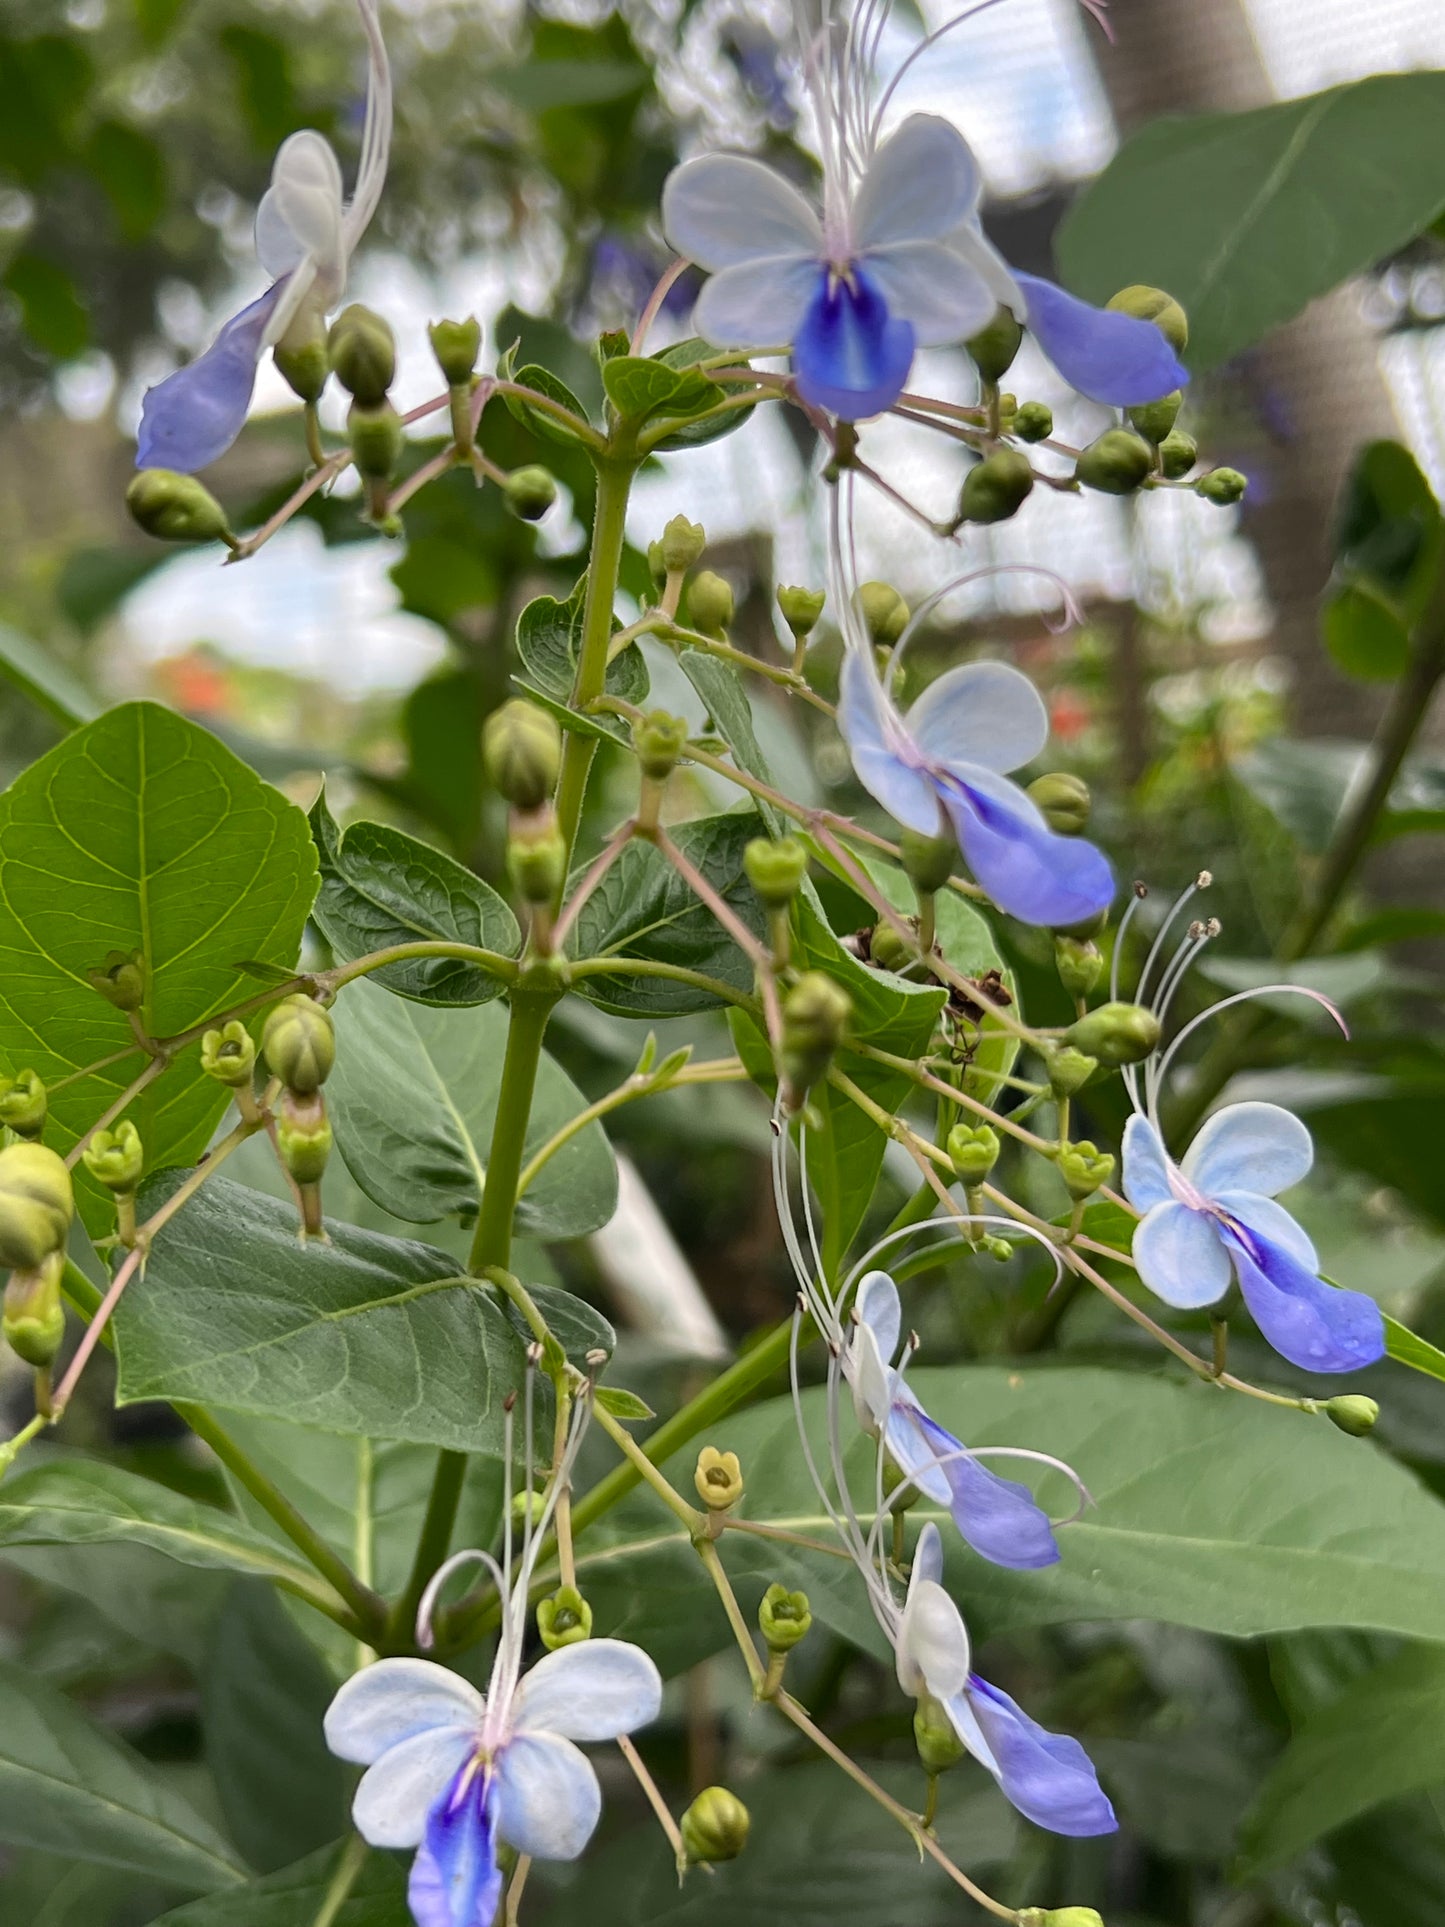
[[1106, 284, 1188, 354], [855, 580, 908, 647], [0, 1143, 74, 1271], [914, 1693, 968, 1773], [89, 948, 145, 1012], [506, 821, 567, 905], [0, 1071, 46, 1141], [881, 1450, 919, 1507], [1196, 466, 1247, 506], [262, 995, 336, 1094], [1325, 1394, 1379, 1438], [744, 836, 807, 909], [82, 1120, 143, 1195], [504, 466, 558, 521], [681, 1787, 750, 1865], [511, 1490, 547, 1533], [781, 973, 851, 1103], [966, 306, 1024, 383], [4, 1252, 65, 1367], [348, 400, 403, 480], [1076, 428, 1154, 496], [694, 1445, 743, 1511], [759, 1583, 812, 1653], [126, 470, 232, 547], [646, 539, 667, 587], [869, 919, 914, 974], [958, 447, 1034, 524], [1065, 1001, 1161, 1068], [483, 699, 562, 810], [898, 827, 956, 896], [660, 514, 706, 574], [1019, 1911, 1107, 1927], [201, 1021, 257, 1090], [276, 1089, 331, 1186], [980, 1232, 1014, 1261], [1045, 1045, 1098, 1098], [1012, 399, 1053, 443], [1054, 936, 1103, 998], [1127, 389, 1183, 444], [427, 316, 482, 387], [777, 583, 825, 639], [1058, 1141, 1114, 1201], [273, 330, 329, 403], [536, 1584, 594, 1650], [632, 711, 690, 783], [328, 303, 396, 404], [1158, 429, 1198, 481], [688, 570, 734, 636], [1027, 772, 1091, 835], [947, 1123, 999, 1184]]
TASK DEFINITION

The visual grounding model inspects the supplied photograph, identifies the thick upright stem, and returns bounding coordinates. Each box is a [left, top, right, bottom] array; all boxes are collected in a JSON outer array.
[[468, 990, 556, 1276]]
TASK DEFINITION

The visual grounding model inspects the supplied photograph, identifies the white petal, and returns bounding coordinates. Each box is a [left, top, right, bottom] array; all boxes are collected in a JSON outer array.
[[512, 1640, 661, 1742], [261, 129, 345, 277], [911, 1520, 944, 1590], [351, 1727, 475, 1849], [1182, 1101, 1314, 1200], [896, 1575, 971, 1702], [848, 1319, 894, 1435], [945, 1687, 1001, 1775], [946, 220, 1026, 312], [906, 660, 1049, 776], [854, 1270, 901, 1363], [494, 1731, 600, 1861], [692, 256, 820, 349], [1122, 1113, 1174, 1213], [255, 188, 306, 277], [1133, 1201, 1232, 1310], [325, 1658, 484, 1766], [861, 240, 998, 347], [1215, 1191, 1320, 1274], [662, 154, 822, 269], [853, 116, 981, 251]]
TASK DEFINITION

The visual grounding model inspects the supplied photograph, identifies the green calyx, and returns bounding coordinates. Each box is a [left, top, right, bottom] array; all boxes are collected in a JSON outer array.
[[1127, 388, 1183, 444], [966, 306, 1024, 383], [1158, 429, 1198, 480], [1044, 1044, 1098, 1098], [1076, 428, 1154, 496], [694, 1445, 743, 1511], [660, 513, 706, 575], [536, 1584, 594, 1650], [347, 400, 403, 480], [82, 1119, 144, 1195], [958, 446, 1034, 525], [1058, 1140, 1115, 1201], [687, 570, 735, 637], [484, 698, 562, 811], [1012, 399, 1053, 443], [276, 1090, 332, 1186], [126, 470, 233, 548], [781, 973, 852, 1106], [854, 579, 908, 647], [504, 467, 558, 522], [428, 316, 482, 387], [4, 1253, 65, 1367], [898, 826, 956, 896], [632, 710, 691, 783], [0, 1143, 75, 1272], [777, 583, 826, 639], [89, 947, 146, 1012], [681, 1786, 751, 1864], [273, 329, 329, 404], [1027, 771, 1091, 835], [744, 835, 808, 910], [201, 1020, 258, 1090], [1106, 283, 1189, 354], [328, 303, 396, 404], [759, 1582, 812, 1653], [506, 820, 568, 905], [946, 1122, 1000, 1184], [0, 1070, 46, 1141], [1054, 935, 1103, 998], [1018, 1910, 1107, 1927], [262, 994, 336, 1095], [913, 1692, 967, 1773], [1325, 1394, 1379, 1438], [1196, 467, 1248, 506], [1065, 1001, 1161, 1068]]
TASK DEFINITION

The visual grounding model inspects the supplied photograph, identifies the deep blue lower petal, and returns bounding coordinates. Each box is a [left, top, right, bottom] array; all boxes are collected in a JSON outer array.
[[1014, 272, 1188, 406], [908, 1408, 1060, 1570], [941, 775, 1114, 928], [792, 264, 915, 420], [408, 1760, 503, 1927], [136, 281, 287, 473], [1222, 1223, 1385, 1375], [965, 1675, 1117, 1837]]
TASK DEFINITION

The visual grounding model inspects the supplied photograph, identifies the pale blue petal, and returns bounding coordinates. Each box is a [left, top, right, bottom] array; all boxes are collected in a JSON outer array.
[[1132, 1200, 1231, 1309], [352, 1727, 477, 1850], [494, 1731, 601, 1862], [940, 1687, 999, 1775], [908, 1407, 1060, 1570], [906, 660, 1049, 776], [692, 254, 821, 349], [792, 264, 914, 419], [838, 648, 943, 835], [512, 1639, 661, 1742], [885, 1395, 951, 1505], [136, 282, 286, 473], [662, 154, 822, 270], [852, 115, 982, 251], [409, 1762, 502, 1927], [1223, 1225, 1385, 1375], [911, 1520, 945, 1588], [1014, 271, 1188, 406], [1216, 1191, 1318, 1274], [861, 240, 997, 347], [854, 1269, 901, 1363], [325, 1658, 483, 1766], [1122, 1114, 1173, 1213], [940, 770, 1114, 927], [1182, 1101, 1313, 1200], [947, 220, 1025, 311], [965, 1675, 1117, 1836]]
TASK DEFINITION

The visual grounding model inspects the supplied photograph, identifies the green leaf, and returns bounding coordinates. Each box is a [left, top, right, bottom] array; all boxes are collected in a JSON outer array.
[[601, 353, 722, 425], [1057, 73, 1445, 370], [491, 56, 647, 112], [1324, 581, 1412, 681], [1233, 737, 1362, 852], [156, 1842, 408, 1925], [497, 352, 594, 446], [1332, 1793, 1445, 1927], [1334, 440, 1443, 620], [111, 1173, 613, 1452], [593, 1385, 654, 1420], [308, 789, 518, 1007], [0, 622, 100, 730], [514, 572, 648, 731], [2, 251, 88, 359], [0, 1656, 244, 1889], [676, 650, 784, 830], [1385, 1313, 1445, 1383], [646, 338, 757, 452], [327, 977, 618, 1238]]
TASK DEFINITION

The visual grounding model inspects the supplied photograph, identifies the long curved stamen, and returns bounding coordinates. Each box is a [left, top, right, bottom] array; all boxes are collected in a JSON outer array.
[[1136, 872, 1211, 1015], [868, 0, 1022, 149], [1151, 983, 1349, 1100], [1110, 880, 1149, 1006], [1142, 919, 1221, 1118], [882, 564, 1084, 700], [884, 1442, 1094, 1528], [416, 1546, 507, 1650], [344, 0, 393, 254]]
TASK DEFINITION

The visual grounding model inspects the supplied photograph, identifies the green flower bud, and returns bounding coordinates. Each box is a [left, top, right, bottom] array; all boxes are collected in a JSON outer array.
[[201, 1020, 257, 1089], [958, 447, 1034, 525], [660, 514, 706, 574], [1075, 428, 1154, 496], [1018, 1911, 1107, 1927], [947, 1123, 999, 1184], [1065, 1001, 1161, 1068], [126, 470, 233, 547], [483, 699, 562, 810], [82, 1120, 143, 1195], [1127, 389, 1183, 444], [1196, 466, 1248, 506], [1058, 1140, 1115, 1201], [1054, 936, 1103, 998], [348, 400, 403, 480], [781, 972, 851, 1104], [1158, 429, 1198, 481], [427, 316, 482, 387], [276, 1089, 332, 1186], [869, 920, 914, 974], [536, 1584, 594, 1651], [0, 1070, 46, 1141], [966, 306, 1024, 383], [694, 1445, 743, 1511], [688, 570, 735, 637], [646, 539, 667, 587], [504, 466, 558, 521], [1045, 1045, 1098, 1098], [273, 329, 329, 404], [0, 1143, 74, 1271], [511, 1490, 546, 1534], [855, 580, 908, 647], [777, 583, 826, 639], [4, 1252, 65, 1368], [1026, 771, 1091, 835], [632, 711, 690, 783], [898, 827, 956, 897], [980, 1232, 1014, 1261], [681, 1786, 751, 1865], [1325, 1394, 1379, 1438], [262, 995, 336, 1094], [744, 836, 808, 909], [1106, 284, 1188, 354], [89, 948, 146, 1012], [1012, 399, 1054, 443], [914, 1692, 968, 1773], [506, 821, 568, 905], [759, 1582, 812, 1653], [328, 303, 396, 404]]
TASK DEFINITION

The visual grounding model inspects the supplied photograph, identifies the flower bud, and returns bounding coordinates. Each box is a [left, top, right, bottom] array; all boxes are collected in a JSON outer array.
[[82, 1120, 143, 1195], [681, 1787, 750, 1865], [126, 469, 233, 547], [0, 1143, 74, 1271], [898, 827, 956, 896], [781, 973, 851, 1103], [1065, 1001, 1161, 1068], [958, 447, 1034, 524], [537, 1584, 594, 1650], [4, 1252, 65, 1368], [777, 583, 825, 639], [328, 304, 396, 404], [980, 1232, 1014, 1261], [504, 466, 558, 522], [1106, 284, 1188, 354], [89, 948, 145, 1012], [1045, 1045, 1098, 1098], [1058, 1141, 1114, 1201], [511, 1490, 547, 1533], [1075, 428, 1154, 496], [273, 330, 329, 404], [276, 1088, 332, 1186], [428, 316, 482, 387], [1012, 399, 1053, 443], [869, 920, 914, 974], [966, 307, 1024, 383], [688, 570, 734, 636], [855, 580, 908, 647], [914, 1693, 967, 1773], [1027, 772, 1091, 835], [1158, 429, 1198, 481], [759, 1582, 812, 1653], [1325, 1394, 1379, 1438], [483, 699, 562, 810], [506, 821, 568, 905], [660, 514, 706, 574], [646, 539, 667, 587], [744, 836, 807, 909], [0, 1070, 46, 1141], [201, 1020, 258, 1089], [1018, 1911, 1107, 1927], [947, 1123, 999, 1184], [262, 995, 336, 1094], [632, 711, 690, 783], [1127, 389, 1183, 444], [347, 400, 403, 480], [694, 1445, 743, 1512], [1054, 936, 1103, 998], [1195, 466, 1248, 506]]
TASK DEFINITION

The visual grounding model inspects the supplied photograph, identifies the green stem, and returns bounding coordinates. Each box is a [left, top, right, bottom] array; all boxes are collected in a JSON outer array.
[[310, 1834, 371, 1927], [567, 955, 756, 1011], [468, 990, 556, 1275]]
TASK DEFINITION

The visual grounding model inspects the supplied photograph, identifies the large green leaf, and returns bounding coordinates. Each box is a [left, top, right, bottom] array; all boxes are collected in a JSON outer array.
[[156, 1842, 408, 1925], [111, 1174, 613, 1452], [514, 572, 647, 733], [676, 649, 786, 830], [328, 977, 618, 1238], [601, 352, 722, 425], [1057, 73, 1445, 370], [0, 1656, 244, 1890]]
